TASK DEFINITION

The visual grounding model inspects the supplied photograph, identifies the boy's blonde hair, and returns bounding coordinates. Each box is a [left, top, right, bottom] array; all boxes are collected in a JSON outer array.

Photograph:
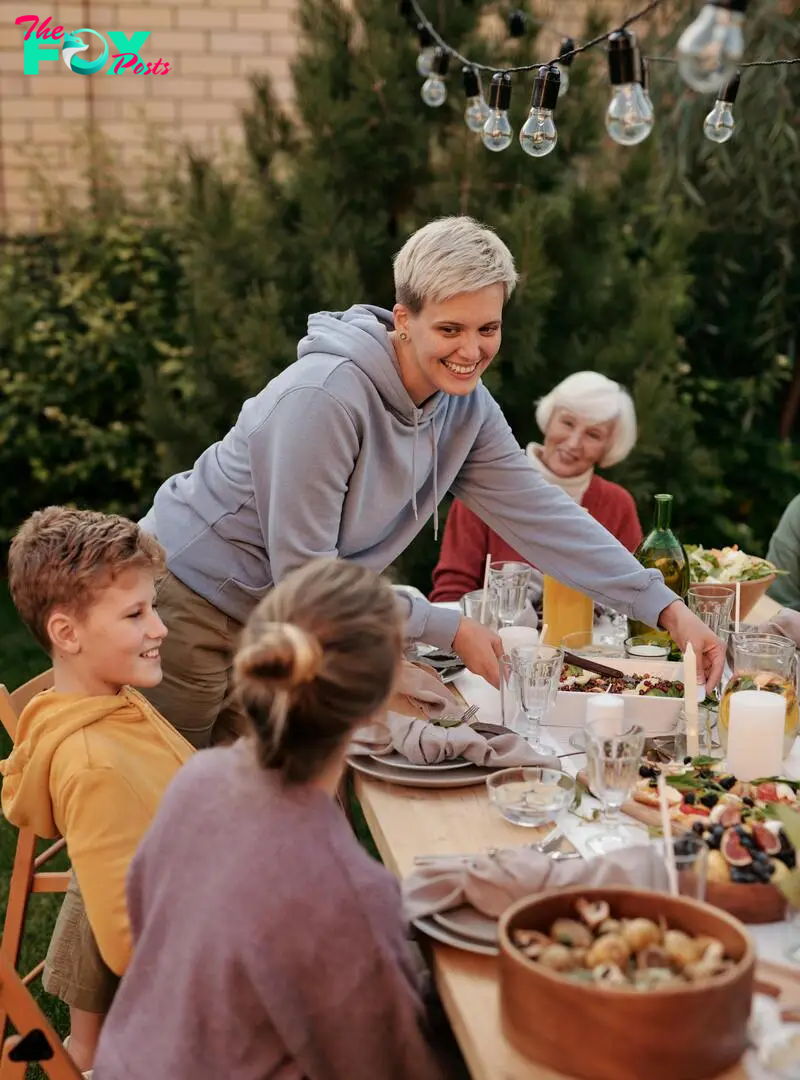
[[393, 216, 519, 313], [8, 507, 165, 652]]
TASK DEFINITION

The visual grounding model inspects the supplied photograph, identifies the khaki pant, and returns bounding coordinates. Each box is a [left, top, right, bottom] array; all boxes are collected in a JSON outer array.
[[43, 876, 119, 1014], [142, 570, 247, 749]]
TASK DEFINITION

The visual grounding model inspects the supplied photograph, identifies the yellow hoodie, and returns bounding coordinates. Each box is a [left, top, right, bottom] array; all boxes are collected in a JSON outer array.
[[0, 686, 194, 976]]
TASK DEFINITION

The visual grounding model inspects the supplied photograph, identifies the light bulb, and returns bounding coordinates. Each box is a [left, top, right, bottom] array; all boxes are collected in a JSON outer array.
[[482, 73, 513, 152], [416, 23, 436, 78], [703, 70, 740, 143], [677, 0, 747, 94], [638, 54, 654, 124], [421, 48, 449, 108], [462, 66, 490, 132], [606, 30, 653, 147], [519, 64, 560, 158], [556, 37, 575, 98]]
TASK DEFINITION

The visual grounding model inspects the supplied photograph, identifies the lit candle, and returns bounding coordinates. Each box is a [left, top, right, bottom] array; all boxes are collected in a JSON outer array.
[[726, 690, 784, 781], [684, 643, 699, 759]]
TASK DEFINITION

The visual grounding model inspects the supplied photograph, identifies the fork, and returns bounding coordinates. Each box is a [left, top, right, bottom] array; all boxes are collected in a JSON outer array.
[[413, 834, 579, 867], [436, 703, 479, 728]]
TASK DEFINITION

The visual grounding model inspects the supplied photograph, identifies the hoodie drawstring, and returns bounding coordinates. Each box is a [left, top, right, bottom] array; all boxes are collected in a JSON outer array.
[[411, 411, 419, 522], [410, 409, 439, 540], [430, 421, 439, 541]]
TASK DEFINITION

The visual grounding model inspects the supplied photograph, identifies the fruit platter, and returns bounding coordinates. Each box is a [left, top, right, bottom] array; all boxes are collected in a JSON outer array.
[[634, 756, 797, 924]]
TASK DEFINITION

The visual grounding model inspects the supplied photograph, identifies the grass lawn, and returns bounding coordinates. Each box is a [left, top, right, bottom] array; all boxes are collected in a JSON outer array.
[[0, 582, 69, 1068]]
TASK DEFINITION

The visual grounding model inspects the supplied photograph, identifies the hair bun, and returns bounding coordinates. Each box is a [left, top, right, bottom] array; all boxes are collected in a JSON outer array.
[[234, 623, 322, 692]]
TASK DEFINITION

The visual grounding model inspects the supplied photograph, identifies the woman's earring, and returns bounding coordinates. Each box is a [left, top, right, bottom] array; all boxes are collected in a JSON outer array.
[[399, 331, 408, 341]]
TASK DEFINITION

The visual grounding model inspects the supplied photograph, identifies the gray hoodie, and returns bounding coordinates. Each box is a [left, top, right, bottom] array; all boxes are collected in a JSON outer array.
[[141, 305, 676, 649]]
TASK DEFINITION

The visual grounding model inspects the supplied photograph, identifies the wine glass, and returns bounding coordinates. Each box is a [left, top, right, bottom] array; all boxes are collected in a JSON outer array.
[[510, 645, 563, 754], [584, 719, 646, 855], [488, 561, 532, 629]]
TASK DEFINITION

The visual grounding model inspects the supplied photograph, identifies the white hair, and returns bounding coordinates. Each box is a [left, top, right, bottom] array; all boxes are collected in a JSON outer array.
[[393, 216, 519, 313], [535, 371, 638, 468]]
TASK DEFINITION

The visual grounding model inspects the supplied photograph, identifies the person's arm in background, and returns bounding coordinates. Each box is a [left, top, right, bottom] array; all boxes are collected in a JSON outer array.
[[248, 387, 461, 650], [767, 495, 800, 610], [429, 500, 491, 602]]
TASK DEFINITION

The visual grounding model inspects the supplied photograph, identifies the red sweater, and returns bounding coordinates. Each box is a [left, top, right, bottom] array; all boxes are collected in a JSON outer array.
[[430, 474, 643, 602]]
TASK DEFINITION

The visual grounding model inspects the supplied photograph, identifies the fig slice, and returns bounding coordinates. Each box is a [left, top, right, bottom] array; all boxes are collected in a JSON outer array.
[[721, 826, 753, 868]]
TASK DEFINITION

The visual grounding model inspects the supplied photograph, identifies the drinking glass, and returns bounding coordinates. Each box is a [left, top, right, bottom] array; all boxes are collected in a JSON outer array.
[[488, 561, 532, 629], [651, 833, 708, 900], [460, 588, 499, 629], [584, 719, 646, 855], [687, 584, 735, 638], [561, 629, 625, 661], [499, 654, 523, 733], [510, 644, 563, 753]]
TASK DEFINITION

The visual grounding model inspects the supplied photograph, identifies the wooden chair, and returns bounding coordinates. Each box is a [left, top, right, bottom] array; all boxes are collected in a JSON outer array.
[[0, 953, 81, 1078], [0, 670, 72, 1074]]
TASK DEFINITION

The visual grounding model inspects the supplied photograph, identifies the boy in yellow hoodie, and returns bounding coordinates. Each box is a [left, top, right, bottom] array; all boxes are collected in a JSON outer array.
[[1, 507, 194, 1075]]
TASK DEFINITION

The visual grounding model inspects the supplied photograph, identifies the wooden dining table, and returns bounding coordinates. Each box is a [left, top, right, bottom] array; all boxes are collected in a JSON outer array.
[[354, 592, 800, 1080]]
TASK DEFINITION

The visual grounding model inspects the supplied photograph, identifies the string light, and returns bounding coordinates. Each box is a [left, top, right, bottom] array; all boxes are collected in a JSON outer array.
[[482, 72, 513, 152], [703, 71, 740, 143], [555, 37, 575, 97], [606, 30, 653, 147], [462, 66, 490, 133], [421, 47, 449, 107], [416, 23, 436, 77], [677, 0, 747, 93], [519, 64, 560, 158], [403, 0, 800, 157]]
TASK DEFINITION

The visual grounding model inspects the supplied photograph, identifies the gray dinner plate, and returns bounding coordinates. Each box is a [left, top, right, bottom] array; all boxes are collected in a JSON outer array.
[[368, 752, 471, 772], [412, 915, 499, 957], [432, 905, 498, 946], [347, 755, 496, 788]]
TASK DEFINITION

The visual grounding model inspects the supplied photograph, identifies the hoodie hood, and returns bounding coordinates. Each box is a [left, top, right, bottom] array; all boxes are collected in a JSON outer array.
[[299, 305, 444, 535], [0, 686, 190, 838]]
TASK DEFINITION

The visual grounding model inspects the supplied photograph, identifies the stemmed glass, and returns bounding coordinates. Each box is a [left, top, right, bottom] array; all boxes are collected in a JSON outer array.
[[488, 561, 532, 629], [584, 719, 646, 855], [510, 644, 563, 754]]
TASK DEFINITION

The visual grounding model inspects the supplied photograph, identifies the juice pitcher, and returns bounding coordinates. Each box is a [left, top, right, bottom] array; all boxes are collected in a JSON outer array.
[[718, 633, 799, 757]]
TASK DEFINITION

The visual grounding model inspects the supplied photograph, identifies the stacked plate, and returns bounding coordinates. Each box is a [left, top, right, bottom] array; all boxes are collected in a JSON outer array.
[[347, 751, 496, 789], [413, 904, 500, 956]]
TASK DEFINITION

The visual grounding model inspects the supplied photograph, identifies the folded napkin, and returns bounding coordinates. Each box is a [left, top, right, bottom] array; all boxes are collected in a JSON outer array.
[[389, 660, 462, 719], [351, 710, 560, 770], [756, 608, 800, 648], [403, 844, 669, 921]]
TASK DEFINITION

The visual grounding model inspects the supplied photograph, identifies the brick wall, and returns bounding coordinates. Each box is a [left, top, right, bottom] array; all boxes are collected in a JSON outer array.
[[0, 0, 626, 234]]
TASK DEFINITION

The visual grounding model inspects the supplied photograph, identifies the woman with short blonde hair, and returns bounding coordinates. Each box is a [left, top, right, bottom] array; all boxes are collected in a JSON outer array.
[[140, 217, 723, 739]]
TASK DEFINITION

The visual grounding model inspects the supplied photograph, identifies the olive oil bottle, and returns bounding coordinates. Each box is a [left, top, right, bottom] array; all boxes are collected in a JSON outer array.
[[627, 493, 689, 645]]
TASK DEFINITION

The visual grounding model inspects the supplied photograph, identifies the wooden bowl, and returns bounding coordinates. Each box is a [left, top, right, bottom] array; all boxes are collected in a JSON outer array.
[[708, 575, 776, 620], [705, 879, 787, 924], [498, 886, 755, 1080]]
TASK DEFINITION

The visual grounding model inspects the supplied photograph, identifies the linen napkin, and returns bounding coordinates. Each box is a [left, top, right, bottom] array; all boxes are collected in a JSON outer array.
[[389, 660, 462, 719], [351, 711, 560, 770], [403, 844, 669, 921]]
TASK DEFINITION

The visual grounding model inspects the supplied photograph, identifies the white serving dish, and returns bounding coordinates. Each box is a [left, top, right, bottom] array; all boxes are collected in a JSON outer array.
[[549, 658, 685, 736]]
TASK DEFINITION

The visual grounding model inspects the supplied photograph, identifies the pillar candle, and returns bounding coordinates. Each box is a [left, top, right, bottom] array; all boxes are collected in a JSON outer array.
[[726, 690, 785, 781], [586, 694, 625, 736]]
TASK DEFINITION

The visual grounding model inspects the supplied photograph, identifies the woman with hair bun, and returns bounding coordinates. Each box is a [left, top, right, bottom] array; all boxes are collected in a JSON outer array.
[[430, 371, 644, 603], [93, 559, 448, 1080]]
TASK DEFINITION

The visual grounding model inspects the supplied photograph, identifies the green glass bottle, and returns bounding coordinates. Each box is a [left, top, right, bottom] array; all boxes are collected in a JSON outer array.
[[627, 493, 689, 645]]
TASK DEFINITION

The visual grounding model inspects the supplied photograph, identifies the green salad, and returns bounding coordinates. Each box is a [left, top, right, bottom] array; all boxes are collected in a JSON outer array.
[[686, 545, 781, 584]]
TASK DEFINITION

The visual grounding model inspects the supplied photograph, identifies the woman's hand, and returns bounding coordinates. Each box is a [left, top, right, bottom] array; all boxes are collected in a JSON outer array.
[[659, 600, 726, 691], [452, 617, 504, 688]]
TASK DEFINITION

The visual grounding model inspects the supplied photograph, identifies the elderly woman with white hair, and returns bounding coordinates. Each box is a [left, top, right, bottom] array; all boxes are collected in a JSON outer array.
[[140, 216, 722, 746], [431, 371, 643, 603]]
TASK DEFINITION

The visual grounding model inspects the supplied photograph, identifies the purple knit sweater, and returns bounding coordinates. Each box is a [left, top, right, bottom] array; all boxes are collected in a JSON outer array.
[[93, 741, 445, 1080]]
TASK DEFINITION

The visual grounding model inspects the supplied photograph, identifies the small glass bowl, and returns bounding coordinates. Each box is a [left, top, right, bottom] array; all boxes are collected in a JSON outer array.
[[561, 630, 626, 659], [624, 635, 671, 660], [486, 767, 575, 831]]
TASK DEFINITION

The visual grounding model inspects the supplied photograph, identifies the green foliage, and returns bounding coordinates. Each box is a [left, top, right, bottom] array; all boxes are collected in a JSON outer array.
[[0, 219, 182, 540]]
